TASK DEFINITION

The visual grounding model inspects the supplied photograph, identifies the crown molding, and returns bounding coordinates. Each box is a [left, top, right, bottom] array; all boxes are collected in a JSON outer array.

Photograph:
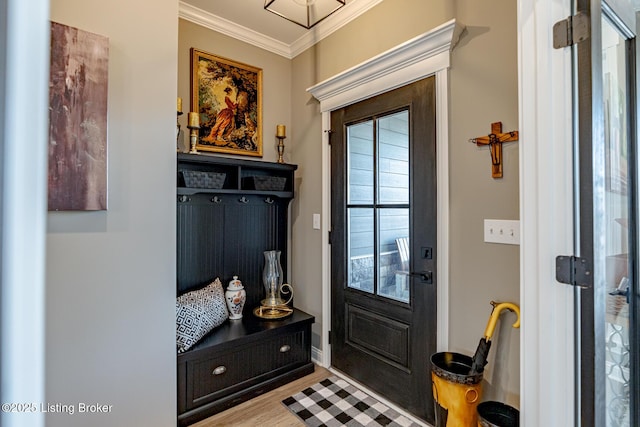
[[178, 0, 384, 59], [289, 0, 384, 58], [178, 1, 292, 58]]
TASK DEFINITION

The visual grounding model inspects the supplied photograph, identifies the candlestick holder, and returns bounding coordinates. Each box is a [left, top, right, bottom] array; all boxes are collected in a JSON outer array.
[[187, 125, 200, 154], [176, 110, 183, 152], [276, 136, 286, 164]]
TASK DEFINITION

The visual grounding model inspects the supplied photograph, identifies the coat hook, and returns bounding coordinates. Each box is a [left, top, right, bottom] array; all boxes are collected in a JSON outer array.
[[239, 196, 249, 204], [211, 196, 222, 203], [265, 197, 274, 204]]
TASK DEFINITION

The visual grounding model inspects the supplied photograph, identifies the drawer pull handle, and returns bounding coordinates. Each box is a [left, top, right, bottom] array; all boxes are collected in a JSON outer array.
[[280, 345, 291, 353], [212, 366, 227, 376]]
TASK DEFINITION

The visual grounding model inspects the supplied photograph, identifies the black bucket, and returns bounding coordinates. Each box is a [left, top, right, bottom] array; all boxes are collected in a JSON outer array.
[[477, 401, 519, 427], [431, 352, 483, 427]]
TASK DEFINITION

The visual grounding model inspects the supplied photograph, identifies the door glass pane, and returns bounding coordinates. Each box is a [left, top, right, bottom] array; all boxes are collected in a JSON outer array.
[[377, 111, 409, 204], [601, 17, 632, 427], [378, 208, 409, 302], [346, 109, 411, 302], [348, 208, 374, 294], [348, 121, 374, 204]]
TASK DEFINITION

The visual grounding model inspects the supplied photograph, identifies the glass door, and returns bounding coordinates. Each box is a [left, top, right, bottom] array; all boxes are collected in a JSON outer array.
[[599, 14, 635, 425], [573, 1, 638, 425]]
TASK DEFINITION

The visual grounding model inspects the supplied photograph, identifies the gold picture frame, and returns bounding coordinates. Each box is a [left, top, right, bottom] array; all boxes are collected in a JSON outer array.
[[190, 48, 262, 157]]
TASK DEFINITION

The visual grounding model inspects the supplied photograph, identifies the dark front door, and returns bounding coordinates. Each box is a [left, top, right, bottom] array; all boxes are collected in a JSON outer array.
[[330, 76, 437, 422]]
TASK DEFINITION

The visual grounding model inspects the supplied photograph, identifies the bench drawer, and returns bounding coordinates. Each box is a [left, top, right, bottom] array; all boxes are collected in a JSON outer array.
[[188, 329, 309, 408]]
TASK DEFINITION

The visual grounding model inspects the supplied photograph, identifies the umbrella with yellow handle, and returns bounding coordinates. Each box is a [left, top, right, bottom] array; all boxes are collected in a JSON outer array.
[[430, 302, 521, 427], [470, 301, 520, 375]]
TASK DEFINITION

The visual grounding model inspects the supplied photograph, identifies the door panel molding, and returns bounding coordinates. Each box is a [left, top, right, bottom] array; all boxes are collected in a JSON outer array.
[[308, 19, 463, 368], [346, 304, 410, 369]]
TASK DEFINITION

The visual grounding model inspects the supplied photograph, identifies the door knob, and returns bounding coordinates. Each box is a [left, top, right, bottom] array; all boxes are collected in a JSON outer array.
[[409, 271, 433, 284]]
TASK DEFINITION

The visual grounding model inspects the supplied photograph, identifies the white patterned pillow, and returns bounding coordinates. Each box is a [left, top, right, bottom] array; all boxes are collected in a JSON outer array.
[[176, 278, 228, 353]]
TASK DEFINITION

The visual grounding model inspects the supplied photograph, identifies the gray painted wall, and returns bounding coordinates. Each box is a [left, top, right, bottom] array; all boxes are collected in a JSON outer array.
[[46, 0, 177, 425], [449, 1, 519, 405]]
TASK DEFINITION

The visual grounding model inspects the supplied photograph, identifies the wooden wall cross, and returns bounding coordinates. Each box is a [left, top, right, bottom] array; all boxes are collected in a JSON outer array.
[[469, 122, 519, 178]]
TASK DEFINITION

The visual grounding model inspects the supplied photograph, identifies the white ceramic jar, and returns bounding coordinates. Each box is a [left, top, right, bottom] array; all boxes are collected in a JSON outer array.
[[225, 276, 246, 320]]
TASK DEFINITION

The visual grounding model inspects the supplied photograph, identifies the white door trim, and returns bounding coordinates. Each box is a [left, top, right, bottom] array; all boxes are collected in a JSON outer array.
[[1, 0, 49, 425], [308, 19, 464, 367], [518, 1, 575, 425]]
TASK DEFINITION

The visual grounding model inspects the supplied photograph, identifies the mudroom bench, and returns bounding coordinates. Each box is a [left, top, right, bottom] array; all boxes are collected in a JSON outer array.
[[176, 153, 314, 426]]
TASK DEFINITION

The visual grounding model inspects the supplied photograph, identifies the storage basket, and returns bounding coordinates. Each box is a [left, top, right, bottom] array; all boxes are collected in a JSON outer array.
[[245, 176, 287, 191], [182, 170, 226, 189]]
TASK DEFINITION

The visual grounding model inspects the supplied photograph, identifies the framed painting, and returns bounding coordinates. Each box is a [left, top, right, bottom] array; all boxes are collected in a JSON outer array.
[[190, 49, 262, 157], [48, 21, 109, 211]]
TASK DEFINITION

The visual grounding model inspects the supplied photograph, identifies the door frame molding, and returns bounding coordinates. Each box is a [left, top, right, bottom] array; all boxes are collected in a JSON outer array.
[[308, 19, 464, 367], [1, 0, 49, 422], [518, 1, 576, 425]]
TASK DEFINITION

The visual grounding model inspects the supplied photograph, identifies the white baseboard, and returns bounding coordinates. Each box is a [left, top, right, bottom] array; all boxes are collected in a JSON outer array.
[[311, 345, 324, 367]]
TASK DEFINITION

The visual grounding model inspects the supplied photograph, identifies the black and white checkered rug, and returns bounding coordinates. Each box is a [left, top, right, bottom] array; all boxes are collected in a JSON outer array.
[[282, 376, 421, 427]]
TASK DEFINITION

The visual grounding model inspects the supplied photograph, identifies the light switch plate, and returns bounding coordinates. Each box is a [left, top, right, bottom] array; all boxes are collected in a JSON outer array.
[[484, 219, 520, 245], [313, 213, 321, 230]]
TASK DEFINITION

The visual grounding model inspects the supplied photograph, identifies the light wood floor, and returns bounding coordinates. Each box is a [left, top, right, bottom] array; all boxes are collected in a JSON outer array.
[[191, 365, 332, 427]]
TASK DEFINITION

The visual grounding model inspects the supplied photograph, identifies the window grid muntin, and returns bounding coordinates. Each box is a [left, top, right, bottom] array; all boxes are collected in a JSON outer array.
[[346, 109, 410, 302]]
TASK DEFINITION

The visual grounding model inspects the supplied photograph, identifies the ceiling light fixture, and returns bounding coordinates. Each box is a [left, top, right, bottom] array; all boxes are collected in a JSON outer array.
[[264, 0, 346, 29]]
